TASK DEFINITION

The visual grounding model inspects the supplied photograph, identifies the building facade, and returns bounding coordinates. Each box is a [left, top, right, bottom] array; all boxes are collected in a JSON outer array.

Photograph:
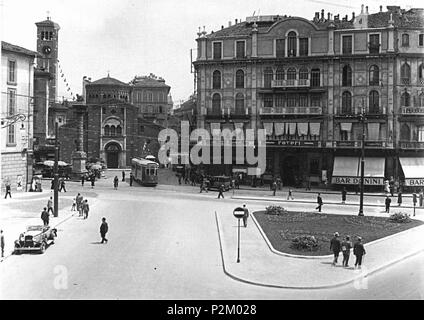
[[1, 41, 38, 192], [193, 5, 424, 189]]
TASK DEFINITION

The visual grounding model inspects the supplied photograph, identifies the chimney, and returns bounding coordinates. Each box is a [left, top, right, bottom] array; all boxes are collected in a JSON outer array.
[[321, 9, 325, 20], [314, 12, 320, 21], [352, 12, 355, 21], [361, 4, 364, 14], [366, 6, 368, 14], [335, 14, 340, 21], [221, 25, 224, 30], [228, 21, 232, 27], [327, 12, 331, 20], [235, 19, 238, 24], [380, 5, 383, 12]]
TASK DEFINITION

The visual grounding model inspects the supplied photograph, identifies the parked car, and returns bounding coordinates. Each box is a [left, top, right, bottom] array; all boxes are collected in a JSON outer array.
[[14, 225, 57, 254], [208, 176, 232, 191]]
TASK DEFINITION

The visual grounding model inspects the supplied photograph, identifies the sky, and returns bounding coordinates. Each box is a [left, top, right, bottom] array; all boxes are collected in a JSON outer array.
[[0, 0, 417, 106]]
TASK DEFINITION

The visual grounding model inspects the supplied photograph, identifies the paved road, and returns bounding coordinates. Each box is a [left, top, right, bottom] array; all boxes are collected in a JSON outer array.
[[0, 183, 423, 299]]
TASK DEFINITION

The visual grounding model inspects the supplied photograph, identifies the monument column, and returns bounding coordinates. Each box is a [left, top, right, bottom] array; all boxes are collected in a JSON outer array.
[[72, 104, 88, 177]]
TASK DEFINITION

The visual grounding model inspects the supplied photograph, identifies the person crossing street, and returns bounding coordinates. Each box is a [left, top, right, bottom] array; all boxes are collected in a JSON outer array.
[[315, 193, 323, 212], [217, 184, 225, 199], [242, 204, 249, 228], [100, 217, 108, 244], [4, 180, 12, 199]]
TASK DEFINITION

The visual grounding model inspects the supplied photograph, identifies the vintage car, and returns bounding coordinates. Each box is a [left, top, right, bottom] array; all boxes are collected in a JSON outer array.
[[207, 175, 232, 191], [14, 225, 57, 254]]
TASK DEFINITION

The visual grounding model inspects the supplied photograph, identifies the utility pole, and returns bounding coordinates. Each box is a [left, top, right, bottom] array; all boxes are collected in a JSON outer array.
[[358, 99, 365, 216], [53, 121, 59, 217]]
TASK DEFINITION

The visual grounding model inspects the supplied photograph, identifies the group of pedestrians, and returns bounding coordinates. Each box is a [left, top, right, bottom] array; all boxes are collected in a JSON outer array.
[[73, 193, 90, 219], [330, 232, 366, 269]]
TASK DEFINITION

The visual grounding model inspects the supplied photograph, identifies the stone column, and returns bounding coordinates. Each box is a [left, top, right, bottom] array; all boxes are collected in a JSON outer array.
[[72, 104, 88, 177]]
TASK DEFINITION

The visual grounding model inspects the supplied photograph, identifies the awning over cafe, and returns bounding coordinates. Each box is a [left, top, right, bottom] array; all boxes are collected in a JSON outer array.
[[332, 157, 385, 185], [400, 157, 424, 187]]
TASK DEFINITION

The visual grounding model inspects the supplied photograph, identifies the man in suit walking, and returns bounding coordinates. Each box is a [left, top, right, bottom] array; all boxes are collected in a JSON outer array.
[[316, 193, 323, 212], [100, 217, 108, 244], [242, 204, 249, 228], [217, 184, 225, 199], [330, 232, 341, 266], [385, 196, 392, 213], [353, 237, 366, 269]]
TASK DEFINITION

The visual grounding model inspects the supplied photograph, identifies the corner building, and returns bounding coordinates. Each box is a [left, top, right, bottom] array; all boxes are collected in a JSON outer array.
[[193, 5, 424, 189]]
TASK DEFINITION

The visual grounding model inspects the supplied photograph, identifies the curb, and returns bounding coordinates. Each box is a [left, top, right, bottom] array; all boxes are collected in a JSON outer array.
[[214, 210, 424, 289]]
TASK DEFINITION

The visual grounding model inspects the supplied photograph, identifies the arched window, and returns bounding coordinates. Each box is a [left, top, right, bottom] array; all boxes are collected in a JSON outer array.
[[369, 65, 379, 86], [299, 68, 308, 80], [418, 63, 424, 84], [401, 91, 410, 107], [104, 125, 110, 136], [276, 67, 285, 81], [212, 93, 221, 115], [235, 93, 244, 115], [400, 124, 410, 141], [341, 91, 352, 114], [420, 92, 424, 107], [287, 31, 297, 57], [369, 90, 380, 114], [342, 65, 352, 86], [311, 68, 320, 87], [110, 125, 116, 136], [213, 70, 221, 89], [263, 68, 273, 88], [402, 33, 409, 47], [401, 63, 411, 85], [287, 68, 296, 85], [236, 70, 244, 88], [116, 125, 122, 136]]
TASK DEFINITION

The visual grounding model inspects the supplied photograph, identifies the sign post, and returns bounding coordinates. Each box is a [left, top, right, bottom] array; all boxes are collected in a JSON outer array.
[[233, 207, 245, 263]]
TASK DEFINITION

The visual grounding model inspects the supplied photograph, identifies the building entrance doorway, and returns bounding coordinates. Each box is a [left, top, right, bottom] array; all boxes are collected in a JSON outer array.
[[105, 143, 121, 168], [281, 155, 300, 186]]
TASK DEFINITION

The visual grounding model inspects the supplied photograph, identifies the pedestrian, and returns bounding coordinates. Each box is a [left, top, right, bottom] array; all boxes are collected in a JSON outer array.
[[47, 196, 54, 215], [341, 187, 347, 204], [41, 207, 49, 226], [81, 174, 85, 187], [122, 170, 126, 182], [217, 184, 225, 199], [91, 175, 95, 188], [71, 198, 76, 211], [242, 204, 249, 227], [389, 184, 394, 197], [130, 172, 134, 186], [277, 177, 282, 190], [51, 178, 55, 190], [341, 235, 352, 267], [199, 180, 208, 193], [353, 237, 366, 269], [100, 217, 108, 244], [4, 180, 12, 199], [1, 230, 4, 258], [330, 232, 341, 266], [272, 181, 277, 196], [316, 193, 323, 212], [178, 174, 182, 185], [59, 178, 66, 192], [385, 196, 391, 213], [76, 193, 83, 216], [83, 199, 89, 219], [113, 176, 119, 190], [287, 188, 294, 200], [419, 189, 424, 207], [397, 190, 402, 206], [413, 191, 417, 216]]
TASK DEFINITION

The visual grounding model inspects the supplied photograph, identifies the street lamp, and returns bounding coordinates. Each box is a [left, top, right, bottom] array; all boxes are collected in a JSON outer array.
[[53, 121, 59, 217], [358, 99, 366, 216], [233, 207, 245, 263]]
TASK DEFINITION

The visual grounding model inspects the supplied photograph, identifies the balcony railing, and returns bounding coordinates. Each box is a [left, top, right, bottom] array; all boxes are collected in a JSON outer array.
[[333, 140, 390, 148], [205, 108, 251, 118], [261, 106, 322, 115], [271, 79, 310, 88], [401, 106, 424, 115], [399, 141, 424, 149]]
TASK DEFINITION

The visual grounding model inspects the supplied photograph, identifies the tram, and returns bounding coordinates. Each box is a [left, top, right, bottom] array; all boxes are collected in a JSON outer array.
[[131, 157, 159, 186]]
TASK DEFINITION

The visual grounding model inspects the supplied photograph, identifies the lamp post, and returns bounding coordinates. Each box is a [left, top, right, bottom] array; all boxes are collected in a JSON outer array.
[[358, 100, 366, 216], [233, 207, 245, 263], [53, 121, 59, 217]]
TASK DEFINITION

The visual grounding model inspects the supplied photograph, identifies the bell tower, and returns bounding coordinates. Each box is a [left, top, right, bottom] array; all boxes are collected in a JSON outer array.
[[35, 14, 60, 104]]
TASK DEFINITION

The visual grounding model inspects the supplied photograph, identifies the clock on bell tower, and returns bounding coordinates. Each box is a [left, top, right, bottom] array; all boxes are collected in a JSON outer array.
[[36, 15, 60, 104]]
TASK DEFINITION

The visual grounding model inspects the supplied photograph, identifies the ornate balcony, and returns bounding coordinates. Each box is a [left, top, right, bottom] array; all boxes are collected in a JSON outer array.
[[260, 106, 322, 115], [399, 141, 424, 149], [401, 106, 424, 115], [333, 140, 392, 148], [271, 79, 310, 88]]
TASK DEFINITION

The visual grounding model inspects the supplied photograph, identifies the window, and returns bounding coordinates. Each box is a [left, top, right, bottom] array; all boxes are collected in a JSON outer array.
[[369, 34, 380, 54], [401, 63, 411, 85], [369, 90, 380, 114], [212, 70, 221, 89], [287, 31, 297, 57], [110, 126, 116, 136], [287, 94, 296, 107], [236, 41, 245, 58], [401, 91, 410, 107], [213, 42, 222, 59], [276, 39, 285, 58], [340, 130, 349, 141], [369, 65, 379, 86], [299, 95, 308, 107], [287, 68, 296, 85], [341, 91, 352, 114], [139, 126, 145, 134], [264, 95, 273, 108], [342, 35, 352, 55], [8, 89, 16, 115], [420, 93, 424, 107], [7, 125, 15, 145], [104, 125, 110, 136], [116, 125, 122, 136], [212, 93, 221, 114], [275, 94, 285, 107], [299, 68, 308, 80], [418, 63, 424, 84], [235, 93, 244, 114], [401, 33, 409, 47], [299, 38, 308, 56], [276, 67, 284, 81], [400, 124, 410, 141], [419, 34, 424, 47], [147, 92, 153, 102], [418, 126, 424, 142], [263, 68, 273, 88], [310, 94, 321, 107], [310, 159, 320, 174], [235, 70, 244, 88], [342, 65, 352, 86], [8, 60, 16, 83], [311, 69, 320, 87]]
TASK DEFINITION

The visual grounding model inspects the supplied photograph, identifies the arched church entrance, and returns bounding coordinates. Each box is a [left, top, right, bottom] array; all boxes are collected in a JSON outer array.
[[105, 142, 121, 169]]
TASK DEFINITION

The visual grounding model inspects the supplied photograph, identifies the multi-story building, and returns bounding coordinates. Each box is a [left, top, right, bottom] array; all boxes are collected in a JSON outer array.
[[193, 5, 424, 189], [1, 41, 38, 192]]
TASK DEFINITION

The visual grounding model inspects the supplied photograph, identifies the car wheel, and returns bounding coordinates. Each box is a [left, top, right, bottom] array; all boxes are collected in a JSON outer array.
[[40, 242, 46, 254]]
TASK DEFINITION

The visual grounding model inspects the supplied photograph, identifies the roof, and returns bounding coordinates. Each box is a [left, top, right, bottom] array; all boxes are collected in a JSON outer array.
[[131, 76, 170, 89], [131, 158, 159, 166], [89, 76, 129, 87], [1, 41, 39, 58], [35, 18, 60, 29]]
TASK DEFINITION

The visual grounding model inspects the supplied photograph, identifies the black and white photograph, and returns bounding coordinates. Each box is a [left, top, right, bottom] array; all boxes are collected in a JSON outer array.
[[0, 0, 423, 307]]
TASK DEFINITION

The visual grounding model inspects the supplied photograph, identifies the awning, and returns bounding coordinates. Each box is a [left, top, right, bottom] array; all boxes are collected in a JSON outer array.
[[310, 123, 321, 136], [331, 157, 385, 185], [297, 123, 309, 136], [363, 158, 385, 178], [400, 157, 424, 186], [274, 123, 285, 136], [340, 123, 352, 132], [263, 122, 274, 136], [332, 157, 359, 177], [288, 123, 297, 135]]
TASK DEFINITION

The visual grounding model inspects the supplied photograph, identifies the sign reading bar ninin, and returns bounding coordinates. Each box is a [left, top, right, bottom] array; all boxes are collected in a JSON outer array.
[[405, 179, 424, 186], [332, 177, 384, 185]]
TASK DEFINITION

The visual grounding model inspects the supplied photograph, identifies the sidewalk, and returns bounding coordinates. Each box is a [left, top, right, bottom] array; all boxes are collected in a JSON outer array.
[[215, 209, 424, 289]]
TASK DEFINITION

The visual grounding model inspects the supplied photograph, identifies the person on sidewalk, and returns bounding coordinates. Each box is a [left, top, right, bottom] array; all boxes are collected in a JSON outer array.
[[130, 172, 134, 186], [341, 187, 347, 204], [217, 184, 225, 199], [242, 204, 249, 228], [287, 188, 294, 200], [341, 235, 352, 267], [385, 196, 392, 213], [71, 198, 76, 211], [122, 170, 126, 182], [59, 178, 66, 192], [4, 180, 12, 199], [41, 207, 49, 226], [397, 191, 403, 207], [81, 174, 85, 187], [272, 181, 277, 196], [47, 197, 54, 215], [316, 193, 323, 212], [91, 175, 95, 188], [1, 230, 5, 258], [100, 217, 108, 244], [353, 237, 366, 269], [113, 176, 119, 190], [82, 200, 90, 219], [199, 180, 208, 193], [419, 189, 424, 207], [76, 193, 83, 216], [330, 232, 341, 266]]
